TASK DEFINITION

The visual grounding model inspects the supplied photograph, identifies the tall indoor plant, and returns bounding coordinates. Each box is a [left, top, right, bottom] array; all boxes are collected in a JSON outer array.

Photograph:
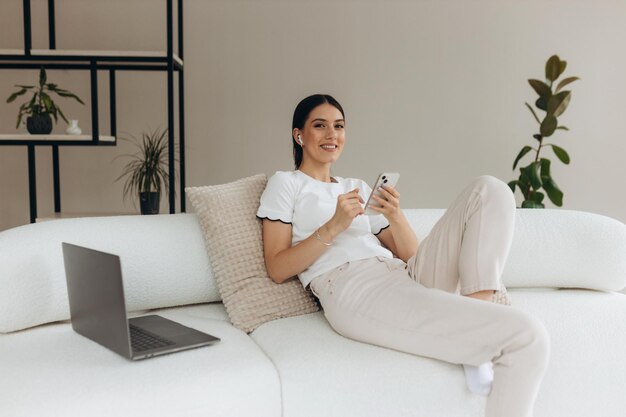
[[508, 54, 579, 208], [6, 67, 84, 134], [115, 128, 172, 215]]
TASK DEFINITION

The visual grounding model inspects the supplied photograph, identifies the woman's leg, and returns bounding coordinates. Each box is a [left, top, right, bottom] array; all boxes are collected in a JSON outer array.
[[403, 175, 550, 416], [406, 175, 516, 298], [405, 176, 514, 392], [310, 255, 550, 417]]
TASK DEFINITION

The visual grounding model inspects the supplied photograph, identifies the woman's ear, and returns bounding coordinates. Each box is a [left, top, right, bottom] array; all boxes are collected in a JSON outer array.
[[293, 129, 303, 145]]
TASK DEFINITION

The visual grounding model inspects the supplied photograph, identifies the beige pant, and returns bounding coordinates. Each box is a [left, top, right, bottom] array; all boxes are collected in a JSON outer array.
[[309, 176, 550, 417]]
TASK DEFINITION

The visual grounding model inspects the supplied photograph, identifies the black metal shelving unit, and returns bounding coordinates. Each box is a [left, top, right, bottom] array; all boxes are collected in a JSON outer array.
[[0, 0, 186, 223]]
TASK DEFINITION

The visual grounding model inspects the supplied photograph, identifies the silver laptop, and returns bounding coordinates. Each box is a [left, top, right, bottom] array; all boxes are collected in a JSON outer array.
[[62, 242, 220, 360]]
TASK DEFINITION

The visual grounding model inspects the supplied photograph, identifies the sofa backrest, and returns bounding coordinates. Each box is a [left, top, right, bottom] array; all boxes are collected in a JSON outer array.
[[0, 214, 218, 333], [404, 208, 626, 292], [2, 208, 626, 333]]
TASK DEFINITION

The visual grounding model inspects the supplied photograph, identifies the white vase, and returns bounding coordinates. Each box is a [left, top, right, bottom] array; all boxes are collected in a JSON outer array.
[[65, 120, 82, 135]]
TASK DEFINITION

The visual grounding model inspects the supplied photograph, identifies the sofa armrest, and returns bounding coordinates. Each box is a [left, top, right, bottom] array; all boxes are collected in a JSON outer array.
[[503, 209, 626, 291]]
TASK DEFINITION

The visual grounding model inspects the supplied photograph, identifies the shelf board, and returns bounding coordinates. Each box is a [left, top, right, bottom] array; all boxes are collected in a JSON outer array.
[[0, 49, 24, 55], [34, 49, 183, 66], [0, 134, 116, 146], [0, 49, 183, 67]]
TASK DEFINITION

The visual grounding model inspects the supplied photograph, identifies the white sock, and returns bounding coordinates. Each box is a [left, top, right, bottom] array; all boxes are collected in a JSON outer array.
[[463, 362, 494, 396]]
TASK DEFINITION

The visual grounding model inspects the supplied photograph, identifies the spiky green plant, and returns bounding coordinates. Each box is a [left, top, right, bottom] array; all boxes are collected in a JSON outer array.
[[509, 54, 579, 208], [6, 67, 84, 129], [115, 128, 173, 203]]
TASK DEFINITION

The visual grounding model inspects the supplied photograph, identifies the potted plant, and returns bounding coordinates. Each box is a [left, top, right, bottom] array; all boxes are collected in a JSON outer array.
[[508, 54, 580, 208], [6, 67, 85, 134], [115, 128, 173, 215]]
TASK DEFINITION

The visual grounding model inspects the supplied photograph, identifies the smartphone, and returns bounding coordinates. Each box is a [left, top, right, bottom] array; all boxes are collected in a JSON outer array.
[[363, 172, 400, 215]]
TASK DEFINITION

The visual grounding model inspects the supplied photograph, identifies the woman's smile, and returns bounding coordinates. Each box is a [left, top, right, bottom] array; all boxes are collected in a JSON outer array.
[[320, 143, 338, 152]]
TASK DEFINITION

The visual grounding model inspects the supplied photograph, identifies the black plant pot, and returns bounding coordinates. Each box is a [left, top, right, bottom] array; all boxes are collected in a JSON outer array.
[[26, 114, 53, 134], [139, 192, 160, 215]]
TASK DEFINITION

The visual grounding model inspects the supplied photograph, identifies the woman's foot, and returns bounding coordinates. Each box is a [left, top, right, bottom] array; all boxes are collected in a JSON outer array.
[[492, 283, 511, 305], [462, 283, 510, 396], [465, 283, 512, 305], [463, 362, 494, 396]]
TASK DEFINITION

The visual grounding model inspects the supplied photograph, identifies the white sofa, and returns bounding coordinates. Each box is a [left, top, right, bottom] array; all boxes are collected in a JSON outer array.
[[1, 209, 626, 417]]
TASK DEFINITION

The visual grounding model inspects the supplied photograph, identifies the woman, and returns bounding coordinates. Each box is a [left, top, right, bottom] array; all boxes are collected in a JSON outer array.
[[256, 94, 550, 417]]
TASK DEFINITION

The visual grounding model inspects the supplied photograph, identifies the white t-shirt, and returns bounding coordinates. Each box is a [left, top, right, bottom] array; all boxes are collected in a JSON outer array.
[[256, 170, 393, 289]]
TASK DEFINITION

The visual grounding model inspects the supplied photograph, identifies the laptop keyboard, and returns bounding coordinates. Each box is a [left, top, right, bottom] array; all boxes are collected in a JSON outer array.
[[129, 324, 176, 352]]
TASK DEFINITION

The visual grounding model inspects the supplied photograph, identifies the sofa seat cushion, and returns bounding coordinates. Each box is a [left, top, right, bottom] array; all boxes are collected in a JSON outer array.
[[251, 289, 626, 417], [252, 311, 484, 417], [512, 289, 626, 417], [0, 303, 281, 417]]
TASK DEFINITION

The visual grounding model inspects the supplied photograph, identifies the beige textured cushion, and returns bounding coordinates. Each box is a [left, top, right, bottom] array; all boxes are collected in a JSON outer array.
[[186, 174, 319, 333]]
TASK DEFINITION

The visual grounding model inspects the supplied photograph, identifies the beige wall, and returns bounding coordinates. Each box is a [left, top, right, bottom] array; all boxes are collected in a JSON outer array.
[[1, 0, 625, 231]]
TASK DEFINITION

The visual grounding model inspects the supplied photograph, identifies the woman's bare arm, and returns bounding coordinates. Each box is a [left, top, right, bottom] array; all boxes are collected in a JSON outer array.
[[262, 219, 338, 283], [376, 215, 419, 262]]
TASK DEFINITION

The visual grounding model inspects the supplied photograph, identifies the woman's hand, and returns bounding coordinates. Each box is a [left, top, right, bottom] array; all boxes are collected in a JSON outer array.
[[369, 185, 402, 222], [326, 188, 365, 235], [370, 184, 418, 261]]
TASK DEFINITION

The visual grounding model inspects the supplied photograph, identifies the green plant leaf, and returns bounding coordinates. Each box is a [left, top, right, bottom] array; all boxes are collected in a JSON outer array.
[[518, 165, 530, 185], [40, 92, 54, 113], [535, 97, 547, 111], [39, 67, 47, 87], [529, 191, 545, 204], [547, 90, 571, 118], [517, 171, 530, 201], [56, 105, 68, 124], [522, 200, 545, 208], [540, 157, 551, 177], [14, 85, 35, 89], [555, 76, 579, 93], [556, 126, 569, 131], [508, 180, 517, 193], [548, 144, 570, 164], [540, 114, 558, 137], [528, 79, 552, 98], [55, 90, 85, 105], [513, 145, 534, 170], [49, 104, 58, 122], [520, 163, 542, 191], [528, 161, 543, 190], [6, 89, 27, 103], [525, 102, 541, 124], [543, 176, 563, 206], [545, 55, 563, 82], [28, 93, 37, 110]]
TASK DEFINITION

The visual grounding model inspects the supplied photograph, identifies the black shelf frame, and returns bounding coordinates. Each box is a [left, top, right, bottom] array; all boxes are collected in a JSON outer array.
[[0, 0, 186, 223]]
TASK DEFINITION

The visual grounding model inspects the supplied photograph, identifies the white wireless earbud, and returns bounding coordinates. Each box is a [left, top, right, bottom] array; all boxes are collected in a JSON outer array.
[[297, 135, 303, 145]]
